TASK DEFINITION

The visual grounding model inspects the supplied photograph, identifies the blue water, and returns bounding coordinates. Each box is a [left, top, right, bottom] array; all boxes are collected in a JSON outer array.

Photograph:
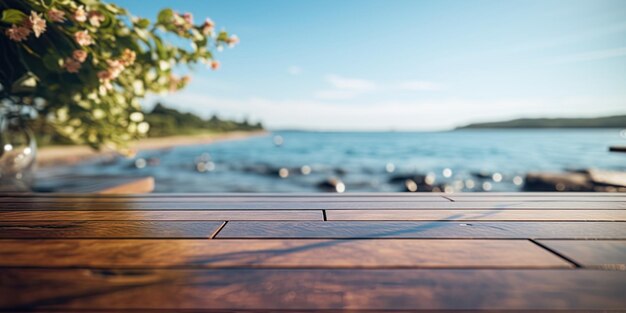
[[54, 129, 626, 192]]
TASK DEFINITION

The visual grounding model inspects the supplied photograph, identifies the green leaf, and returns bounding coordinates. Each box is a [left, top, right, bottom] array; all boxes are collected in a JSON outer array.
[[153, 35, 167, 59], [40, 0, 57, 8], [1, 9, 27, 24], [135, 18, 150, 29], [79, 0, 99, 6], [217, 31, 229, 41], [42, 53, 61, 71], [157, 8, 174, 25]]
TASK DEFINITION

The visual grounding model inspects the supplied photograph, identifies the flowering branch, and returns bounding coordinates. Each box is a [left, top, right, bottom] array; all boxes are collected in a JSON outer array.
[[0, 0, 238, 154]]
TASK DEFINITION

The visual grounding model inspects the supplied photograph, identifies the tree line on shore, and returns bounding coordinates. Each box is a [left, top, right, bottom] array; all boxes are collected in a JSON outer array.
[[457, 115, 626, 129], [34, 102, 263, 146], [146, 102, 263, 137]]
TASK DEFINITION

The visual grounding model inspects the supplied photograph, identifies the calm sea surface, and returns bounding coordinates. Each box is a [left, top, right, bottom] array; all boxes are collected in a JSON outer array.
[[50, 129, 626, 193]]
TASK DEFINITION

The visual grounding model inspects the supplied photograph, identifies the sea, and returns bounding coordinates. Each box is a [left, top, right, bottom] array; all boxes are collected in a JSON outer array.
[[46, 129, 626, 193]]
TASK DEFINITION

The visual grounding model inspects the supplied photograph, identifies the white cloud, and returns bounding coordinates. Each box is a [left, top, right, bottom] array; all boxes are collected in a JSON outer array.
[[314, 74, 379, 100], [325, 75, 377, 91], [549, 46, 626, 64], [315, 74, 441, 100], [287, 66, 302, 75], [397, 80, 443, 91], [314, 89, 364, 100]]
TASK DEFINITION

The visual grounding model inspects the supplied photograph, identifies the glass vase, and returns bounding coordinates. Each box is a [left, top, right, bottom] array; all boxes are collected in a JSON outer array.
[[0, 111, 37, 191]]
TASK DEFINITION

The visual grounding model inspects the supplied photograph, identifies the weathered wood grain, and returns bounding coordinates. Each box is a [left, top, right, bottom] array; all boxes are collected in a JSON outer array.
[[0, 221, 223, 238], [0, 196, 449, 203], [1, 192, 621, 198], [217, 221, 626, 239], [444, 192, 626, 197], [0, 239, 570, 268], [0, 210, 323, 221], [326, 209, 626, 221], [1, 269, 624, 310], [447, 196, 626, 202], [538, 240, 626, 270], [1, 200, 625, 210], [34, 176, 155, 194], [1, 193, 624, 312]]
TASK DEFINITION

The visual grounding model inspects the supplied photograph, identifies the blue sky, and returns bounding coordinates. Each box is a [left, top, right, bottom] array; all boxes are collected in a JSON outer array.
[[116, 0, 626, 130]]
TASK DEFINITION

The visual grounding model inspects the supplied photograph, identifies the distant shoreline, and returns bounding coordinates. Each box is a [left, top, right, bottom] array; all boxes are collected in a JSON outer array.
[[271, 128, 625, 133], [37, 130, 269, 167], [456, 115, 626, 129]]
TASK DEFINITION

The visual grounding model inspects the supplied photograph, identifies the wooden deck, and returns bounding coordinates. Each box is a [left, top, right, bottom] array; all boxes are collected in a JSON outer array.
[[0, 193, 625, 312]]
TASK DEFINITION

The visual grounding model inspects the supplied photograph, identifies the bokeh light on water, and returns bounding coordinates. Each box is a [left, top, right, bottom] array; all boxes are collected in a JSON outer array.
[[45, 130, 626, 193]]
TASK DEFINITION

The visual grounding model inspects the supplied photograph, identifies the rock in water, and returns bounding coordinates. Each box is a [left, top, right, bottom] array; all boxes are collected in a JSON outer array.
[[524, 170, 626, 192], [317, 178, 346, 193], [524, 172, 593, 191], [587, 169, 626, 188]]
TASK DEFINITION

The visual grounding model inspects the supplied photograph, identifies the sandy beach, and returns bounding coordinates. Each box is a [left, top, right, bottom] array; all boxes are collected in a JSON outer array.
[[37, 130, 269, 167]]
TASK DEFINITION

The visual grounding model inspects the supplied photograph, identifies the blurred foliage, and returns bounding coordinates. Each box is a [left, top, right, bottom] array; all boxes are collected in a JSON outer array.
[[0, 0, 238, 155], [33, 102, 263, 145], [145, 102, 263, 137]]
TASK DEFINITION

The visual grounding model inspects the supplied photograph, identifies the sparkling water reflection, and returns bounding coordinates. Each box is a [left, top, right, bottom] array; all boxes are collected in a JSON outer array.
[[50, 129, 626, 193]]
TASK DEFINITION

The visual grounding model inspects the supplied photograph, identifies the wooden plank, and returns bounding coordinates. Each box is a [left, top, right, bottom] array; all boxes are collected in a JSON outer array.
[[0, 239, 570, 269], [97, 177, 155, 194], [3, 194, 624, 203], [34, 176, 155, 194], [0, 196, 449, 203], [217, 221, 626, 239], [1, 269, 624, 310], [0, 210, 323, 221], [538, 240, 626, 270], [2, 192, 622, 197], [447, 196, 626, 202], [0, 192, 452, 198], [0, 221, 223, 239], [2, 201, 625, 210], [327, 209, 626, 221], [0, 201, 460, 210], [442, 192, 626, 197]]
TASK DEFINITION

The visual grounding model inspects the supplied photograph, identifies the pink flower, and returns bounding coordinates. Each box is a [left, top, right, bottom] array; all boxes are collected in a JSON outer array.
[[210, 60, 220, 70], [97, 70, 114, 91], [64, 57, 81, 73], [182, 13, 193, 25], [74, 5, 87, 22], [74, 30, 93, 46], [29, 11, 46, 38], [47, 8, 66, 23], [168, 74, 180, 91], [5, 25, 31, 42], [226, 34, 239, 47], [97, 70, 112, 80], [106, 59, 125, 78], [88, 11, 105, 27], [201, 18, 214, 35], [72, 50, 88, 63], [120, 49, 136, 66]]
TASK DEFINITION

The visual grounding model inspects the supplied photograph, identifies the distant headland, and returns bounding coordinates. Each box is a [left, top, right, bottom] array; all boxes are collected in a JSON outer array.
[[456, 115, 626, 129]]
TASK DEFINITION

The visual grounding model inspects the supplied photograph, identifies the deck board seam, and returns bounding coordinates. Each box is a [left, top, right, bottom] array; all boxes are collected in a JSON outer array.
[[209, 221, 227, 239], [442, 195, 455, 202], [529, 239, 582, 268]]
